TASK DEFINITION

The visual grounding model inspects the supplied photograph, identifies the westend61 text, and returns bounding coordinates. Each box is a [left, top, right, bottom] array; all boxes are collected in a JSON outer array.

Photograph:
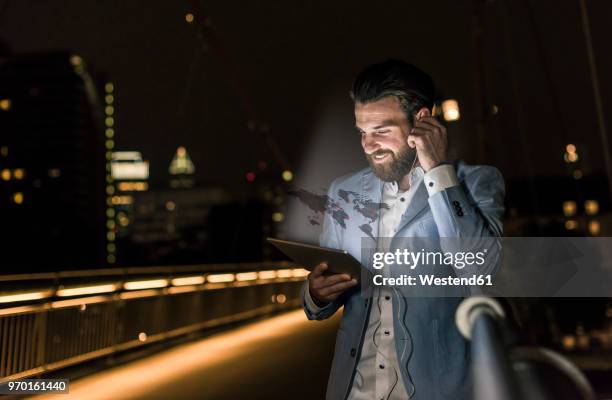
[[373, 274, 493, 287]]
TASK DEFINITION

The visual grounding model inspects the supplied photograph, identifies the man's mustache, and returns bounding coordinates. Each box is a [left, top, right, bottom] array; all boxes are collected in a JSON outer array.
[[367, 150, 394, 158]]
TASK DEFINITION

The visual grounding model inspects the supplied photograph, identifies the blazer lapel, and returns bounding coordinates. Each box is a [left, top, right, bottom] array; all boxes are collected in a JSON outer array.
[[394, 181, 429, 235], [360, 169, 382, 244]]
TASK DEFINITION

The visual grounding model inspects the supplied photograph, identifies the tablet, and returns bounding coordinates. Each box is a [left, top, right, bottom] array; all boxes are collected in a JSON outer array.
[[267, 237, 364, 280]]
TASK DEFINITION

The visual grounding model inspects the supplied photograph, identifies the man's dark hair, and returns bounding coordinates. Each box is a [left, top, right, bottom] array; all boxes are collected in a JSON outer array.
[[350, 59, 435, 124]]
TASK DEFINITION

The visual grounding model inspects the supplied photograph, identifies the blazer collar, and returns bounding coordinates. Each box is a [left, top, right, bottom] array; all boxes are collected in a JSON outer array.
[[360, 168, 430, 241], [394, 181, 429, 234]]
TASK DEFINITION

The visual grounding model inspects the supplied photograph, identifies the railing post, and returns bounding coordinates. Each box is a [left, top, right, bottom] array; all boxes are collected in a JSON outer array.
[[456, 297, 519, 400]]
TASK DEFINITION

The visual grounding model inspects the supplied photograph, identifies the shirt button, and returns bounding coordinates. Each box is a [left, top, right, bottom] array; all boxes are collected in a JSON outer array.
[[350, 348, 357, 357], [428, 181, 434, 187], [385, 295, 390, 300], [384, 330, 390, 335], [400, 197, 405, 202], [379, 364, 385, 369]]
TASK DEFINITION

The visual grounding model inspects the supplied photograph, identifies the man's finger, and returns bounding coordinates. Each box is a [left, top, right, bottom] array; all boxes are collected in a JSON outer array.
[[416, 121, 444, 137], [309, 262, 328, 279], [407, 134, 424, 149], [316, 273, 352, 289], [409, 127, 432, 136], [319, 279, 358, 297], [419, 116, 445, 130]]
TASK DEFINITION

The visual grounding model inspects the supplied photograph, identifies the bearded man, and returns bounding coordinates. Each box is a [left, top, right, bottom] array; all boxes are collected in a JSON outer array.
[[301, 59, 505, 400]]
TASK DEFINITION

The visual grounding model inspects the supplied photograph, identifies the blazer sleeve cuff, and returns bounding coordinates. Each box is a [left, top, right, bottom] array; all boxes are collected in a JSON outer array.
[[424, 163, 459, 196]]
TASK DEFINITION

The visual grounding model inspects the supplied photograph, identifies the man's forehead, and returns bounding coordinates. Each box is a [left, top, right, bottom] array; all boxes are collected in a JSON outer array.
[[354, 97, 406, 125]]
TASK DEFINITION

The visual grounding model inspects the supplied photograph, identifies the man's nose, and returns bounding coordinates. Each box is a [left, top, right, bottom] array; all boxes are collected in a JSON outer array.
[[362, 135, 380, 154]]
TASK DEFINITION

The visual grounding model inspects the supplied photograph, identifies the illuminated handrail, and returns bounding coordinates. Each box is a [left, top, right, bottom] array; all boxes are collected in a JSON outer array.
[[0, 262, 309, 307], [0, 263, 309, 381]]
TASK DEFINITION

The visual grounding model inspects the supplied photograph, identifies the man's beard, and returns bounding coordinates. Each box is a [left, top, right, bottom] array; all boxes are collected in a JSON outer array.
[[366, 145, 417, 182]]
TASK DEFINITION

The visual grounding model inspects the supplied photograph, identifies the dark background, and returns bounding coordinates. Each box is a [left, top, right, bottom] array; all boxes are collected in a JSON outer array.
[[2, 0, 611, 191], [0, 2, 611, 396]]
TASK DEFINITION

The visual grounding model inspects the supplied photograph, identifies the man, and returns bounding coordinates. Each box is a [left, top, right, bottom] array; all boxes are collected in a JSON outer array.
[[301, 60, 505, 400]]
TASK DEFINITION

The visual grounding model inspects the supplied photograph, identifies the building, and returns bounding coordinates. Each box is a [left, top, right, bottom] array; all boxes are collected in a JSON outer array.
[[0, 52, 107, 272]]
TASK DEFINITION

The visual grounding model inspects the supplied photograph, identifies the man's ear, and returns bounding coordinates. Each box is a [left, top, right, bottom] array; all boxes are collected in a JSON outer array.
[[415, 107, 431, 120]]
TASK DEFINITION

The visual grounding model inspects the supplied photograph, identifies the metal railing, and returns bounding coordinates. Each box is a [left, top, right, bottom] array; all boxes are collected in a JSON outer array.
[[456, 297, 596, 400], [0, 262, 308, 381]]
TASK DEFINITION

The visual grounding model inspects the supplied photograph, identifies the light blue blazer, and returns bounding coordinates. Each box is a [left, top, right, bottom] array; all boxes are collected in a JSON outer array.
[[301, 161, 505, 400]]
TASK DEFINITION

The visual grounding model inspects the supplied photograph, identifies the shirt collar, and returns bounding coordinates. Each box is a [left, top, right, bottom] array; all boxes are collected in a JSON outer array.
[[382, 166, 424, 197]]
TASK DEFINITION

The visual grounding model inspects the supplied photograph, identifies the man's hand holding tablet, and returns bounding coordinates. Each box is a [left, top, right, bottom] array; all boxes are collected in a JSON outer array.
[[266, 238, 365, 306], [308, 262, 358, 305]]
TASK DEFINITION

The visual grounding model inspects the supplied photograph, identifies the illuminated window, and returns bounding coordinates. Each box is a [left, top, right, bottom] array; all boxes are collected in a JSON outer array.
[[0, 99, 11, 111], [69, 54, 83, 66], [111, 195, 133, 205], [13, 192, 23, 204], [565, 152, 578, 162], [282, 170, 293, 182], [565, 220, 578, 230], [118, 214, 130, 226], [13, 169, 24, 179], [584, 200, 598, 216], [117, 181, 148, 192], [588, 220, 600, 236], [562, 335, 576, 350], [441, 99, 460, 121], [562, 201, 577, 217]]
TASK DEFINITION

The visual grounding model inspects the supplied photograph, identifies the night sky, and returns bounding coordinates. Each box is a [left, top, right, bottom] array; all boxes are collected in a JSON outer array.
[[2, 0, 611, 196]]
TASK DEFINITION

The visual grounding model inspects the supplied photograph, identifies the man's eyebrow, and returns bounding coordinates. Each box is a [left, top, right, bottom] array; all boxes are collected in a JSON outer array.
[[355, 120, 398, 133], [372, 120, 397, 129]]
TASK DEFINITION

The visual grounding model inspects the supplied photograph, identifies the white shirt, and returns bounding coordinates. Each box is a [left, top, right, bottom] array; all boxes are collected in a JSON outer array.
[[305, 164, 459, 400]]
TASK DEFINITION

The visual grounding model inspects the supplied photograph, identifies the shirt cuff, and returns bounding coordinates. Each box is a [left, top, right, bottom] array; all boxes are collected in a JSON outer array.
[[424, 164, 459, 196], [304, 285, 327, 313]]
